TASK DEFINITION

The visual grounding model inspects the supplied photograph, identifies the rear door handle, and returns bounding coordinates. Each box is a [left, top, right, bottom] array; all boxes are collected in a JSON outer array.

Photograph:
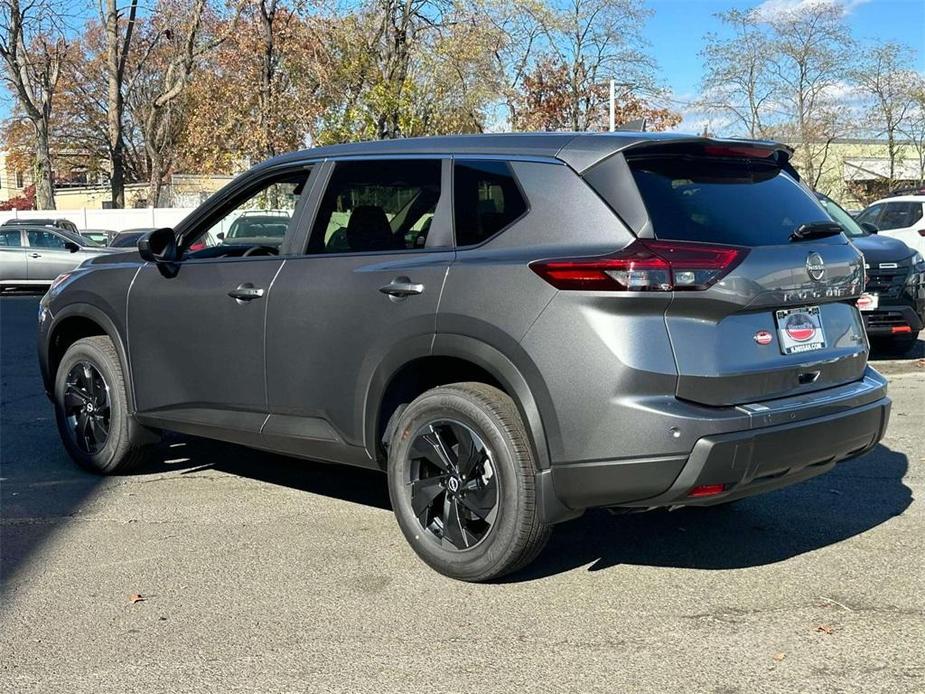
[[379, 277, 424, 298], [30, 253, 41, 258], [228, 283, 265, 302]]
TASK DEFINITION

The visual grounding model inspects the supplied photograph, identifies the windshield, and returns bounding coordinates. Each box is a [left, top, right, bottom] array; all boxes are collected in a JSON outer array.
[[626, 157, 832, 246], [817, 195, 866, 238]]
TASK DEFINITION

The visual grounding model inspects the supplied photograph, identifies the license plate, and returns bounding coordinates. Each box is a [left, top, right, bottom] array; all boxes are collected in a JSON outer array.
[[775, 306, 826, 355], [857, 292, 879, 311]]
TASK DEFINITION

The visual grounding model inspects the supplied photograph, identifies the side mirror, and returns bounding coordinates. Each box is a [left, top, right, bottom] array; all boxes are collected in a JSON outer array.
[[64, 241, 80, 253], [860, 222, 879, 234], [137, 227, 178, 263], [216, 232, 225, 241]]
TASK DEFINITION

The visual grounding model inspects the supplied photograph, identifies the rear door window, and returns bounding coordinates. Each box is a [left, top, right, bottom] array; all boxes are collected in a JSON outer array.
[[307, 159, 441, 254], [876, 202, 923, 230], [625, 156, 830, 246], [453, 160, 527, 247]]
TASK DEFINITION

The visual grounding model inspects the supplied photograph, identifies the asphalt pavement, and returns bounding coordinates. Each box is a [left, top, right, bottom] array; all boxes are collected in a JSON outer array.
[[1, 293, 923, 693]]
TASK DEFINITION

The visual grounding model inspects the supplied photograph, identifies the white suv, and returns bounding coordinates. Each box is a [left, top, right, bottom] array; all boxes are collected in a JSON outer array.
[[856, 195, 925, 255]]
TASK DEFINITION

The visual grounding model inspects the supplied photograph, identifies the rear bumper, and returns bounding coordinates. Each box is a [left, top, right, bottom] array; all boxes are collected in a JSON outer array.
[[862, 304, 924, 335], [538, 374, 891, 522]]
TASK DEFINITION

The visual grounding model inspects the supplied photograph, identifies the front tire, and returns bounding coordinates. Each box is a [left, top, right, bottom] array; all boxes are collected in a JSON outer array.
[[387, 382, 550, 582], [54, 336, 158, 474]]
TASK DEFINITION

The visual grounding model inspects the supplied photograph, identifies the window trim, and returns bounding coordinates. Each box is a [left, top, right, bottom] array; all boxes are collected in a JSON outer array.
[[450, 156, 532, 250], [295, 157, 453, 257]]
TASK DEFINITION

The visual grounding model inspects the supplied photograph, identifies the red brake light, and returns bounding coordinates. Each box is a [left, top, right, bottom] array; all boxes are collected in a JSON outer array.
[[702, 145, 775, 159], [530, 239, 747, 292]]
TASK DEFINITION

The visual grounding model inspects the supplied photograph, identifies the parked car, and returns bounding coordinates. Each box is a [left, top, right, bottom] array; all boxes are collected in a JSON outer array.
[[817, 192, 924, 352], [79, 229, 119, 246], [855, 195, 925, 255], [2, 217, 80, 234], [1, 226, 120, 289], [108, 229, 153, 248], [38, 133, 891, 581]]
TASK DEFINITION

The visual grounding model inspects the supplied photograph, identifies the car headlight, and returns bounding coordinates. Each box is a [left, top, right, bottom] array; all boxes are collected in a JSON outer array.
[[912, 251, 925, 273]]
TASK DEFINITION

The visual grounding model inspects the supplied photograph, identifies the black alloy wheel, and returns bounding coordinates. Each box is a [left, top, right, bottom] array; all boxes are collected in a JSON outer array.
[[407, 420, 499, 550], [63, 361, 111, 454]]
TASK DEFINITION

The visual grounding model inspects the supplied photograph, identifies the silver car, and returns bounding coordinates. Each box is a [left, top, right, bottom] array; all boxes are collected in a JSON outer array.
[[0, 225, 120, 289]]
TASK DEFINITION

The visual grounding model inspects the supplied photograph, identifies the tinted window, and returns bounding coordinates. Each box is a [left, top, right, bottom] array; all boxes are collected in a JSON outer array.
[[0, 230, 22, 247], [308, 159, 441, 254], [877, 202, 923, 230], [627, 157, 830, 246], [26, 230, 68, 249], [111, 232, 145, 248], [855, 205, 882, 227], [454, 161, 527, 247]]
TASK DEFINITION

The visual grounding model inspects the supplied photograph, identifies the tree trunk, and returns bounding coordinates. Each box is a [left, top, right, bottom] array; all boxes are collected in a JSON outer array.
[[32, 119, 55, 210], [104, 0, 136, 209]]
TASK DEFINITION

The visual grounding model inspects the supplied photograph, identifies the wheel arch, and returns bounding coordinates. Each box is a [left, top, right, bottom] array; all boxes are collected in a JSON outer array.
[[46, 304, 136, 413], [365, 334, 555, 471]]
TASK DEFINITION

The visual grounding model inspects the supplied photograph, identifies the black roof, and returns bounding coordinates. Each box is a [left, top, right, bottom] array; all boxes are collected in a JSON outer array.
[[262, 131, 791, 174]]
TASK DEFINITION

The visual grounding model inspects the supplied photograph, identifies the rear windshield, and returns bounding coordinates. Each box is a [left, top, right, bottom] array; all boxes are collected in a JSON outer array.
[[627, 156, 831, 246]]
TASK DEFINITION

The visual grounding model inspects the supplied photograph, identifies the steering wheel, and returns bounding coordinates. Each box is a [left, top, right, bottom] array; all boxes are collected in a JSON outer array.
[[241, 245, 277, 257]]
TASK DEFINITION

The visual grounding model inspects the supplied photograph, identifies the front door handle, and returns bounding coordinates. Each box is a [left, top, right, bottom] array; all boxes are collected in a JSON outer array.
[[228, 283, 265, 302], [379, 277, 424, 298], [30, 253, 41, 258]]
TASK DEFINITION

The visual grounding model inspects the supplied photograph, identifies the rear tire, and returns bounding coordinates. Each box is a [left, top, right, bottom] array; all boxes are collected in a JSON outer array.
[[54, 336, 159, 474], [387, 382, 550, 582]]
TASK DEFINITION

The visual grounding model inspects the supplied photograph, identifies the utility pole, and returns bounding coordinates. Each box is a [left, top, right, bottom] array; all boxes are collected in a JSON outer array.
[[609, 79, 615, 132]]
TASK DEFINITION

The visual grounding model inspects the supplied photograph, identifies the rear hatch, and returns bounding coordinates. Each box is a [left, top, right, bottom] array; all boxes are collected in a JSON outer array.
[[585, 142, 867, 406]]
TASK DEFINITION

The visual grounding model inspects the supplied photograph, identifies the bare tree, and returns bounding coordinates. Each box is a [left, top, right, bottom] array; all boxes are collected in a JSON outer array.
[[101, 0, 138, 208], [127, 0, 234, 205], [853, 42, 918, 187], [765, 0, 854, 187], [0, 0, 66, 209], [542, 0, 654, 131], [698, 9, 774, 138], [899, 76, 925, 186]]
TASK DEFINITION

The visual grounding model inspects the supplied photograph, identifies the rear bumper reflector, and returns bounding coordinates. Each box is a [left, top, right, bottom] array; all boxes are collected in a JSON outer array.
[[891, 325, 912, 334], [688, 483, 727, 498]]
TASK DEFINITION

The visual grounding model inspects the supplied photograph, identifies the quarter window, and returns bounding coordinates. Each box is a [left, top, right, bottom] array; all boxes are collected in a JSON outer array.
[[308, 159, 441, 254], [453, 160, 527, 247]]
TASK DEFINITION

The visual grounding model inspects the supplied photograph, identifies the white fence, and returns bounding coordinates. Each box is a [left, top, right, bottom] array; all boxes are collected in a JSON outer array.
[[0, 208, 194, 232]]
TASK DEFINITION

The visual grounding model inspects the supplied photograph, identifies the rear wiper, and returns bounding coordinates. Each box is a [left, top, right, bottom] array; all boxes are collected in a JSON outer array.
[[790, 221, 844, 242]]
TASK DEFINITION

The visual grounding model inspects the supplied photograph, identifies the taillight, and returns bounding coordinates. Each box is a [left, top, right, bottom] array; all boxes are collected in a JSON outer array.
[[530, 239, 748, 292], [917, 230, 925, 237]]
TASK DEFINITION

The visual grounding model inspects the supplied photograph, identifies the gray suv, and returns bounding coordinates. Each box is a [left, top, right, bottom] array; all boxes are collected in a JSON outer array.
[[1, 225, 118, 289], [38, 133, 891, 581]]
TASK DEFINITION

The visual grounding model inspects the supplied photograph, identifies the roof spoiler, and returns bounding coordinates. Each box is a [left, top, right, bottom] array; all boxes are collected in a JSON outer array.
[[615, 118, 646, 132]]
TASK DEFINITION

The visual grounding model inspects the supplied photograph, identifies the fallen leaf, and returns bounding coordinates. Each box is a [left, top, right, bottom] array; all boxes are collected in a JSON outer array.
[[129, 594, 144, 604], [815, 624, 834, 635], [772, 652, 786, 662]]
